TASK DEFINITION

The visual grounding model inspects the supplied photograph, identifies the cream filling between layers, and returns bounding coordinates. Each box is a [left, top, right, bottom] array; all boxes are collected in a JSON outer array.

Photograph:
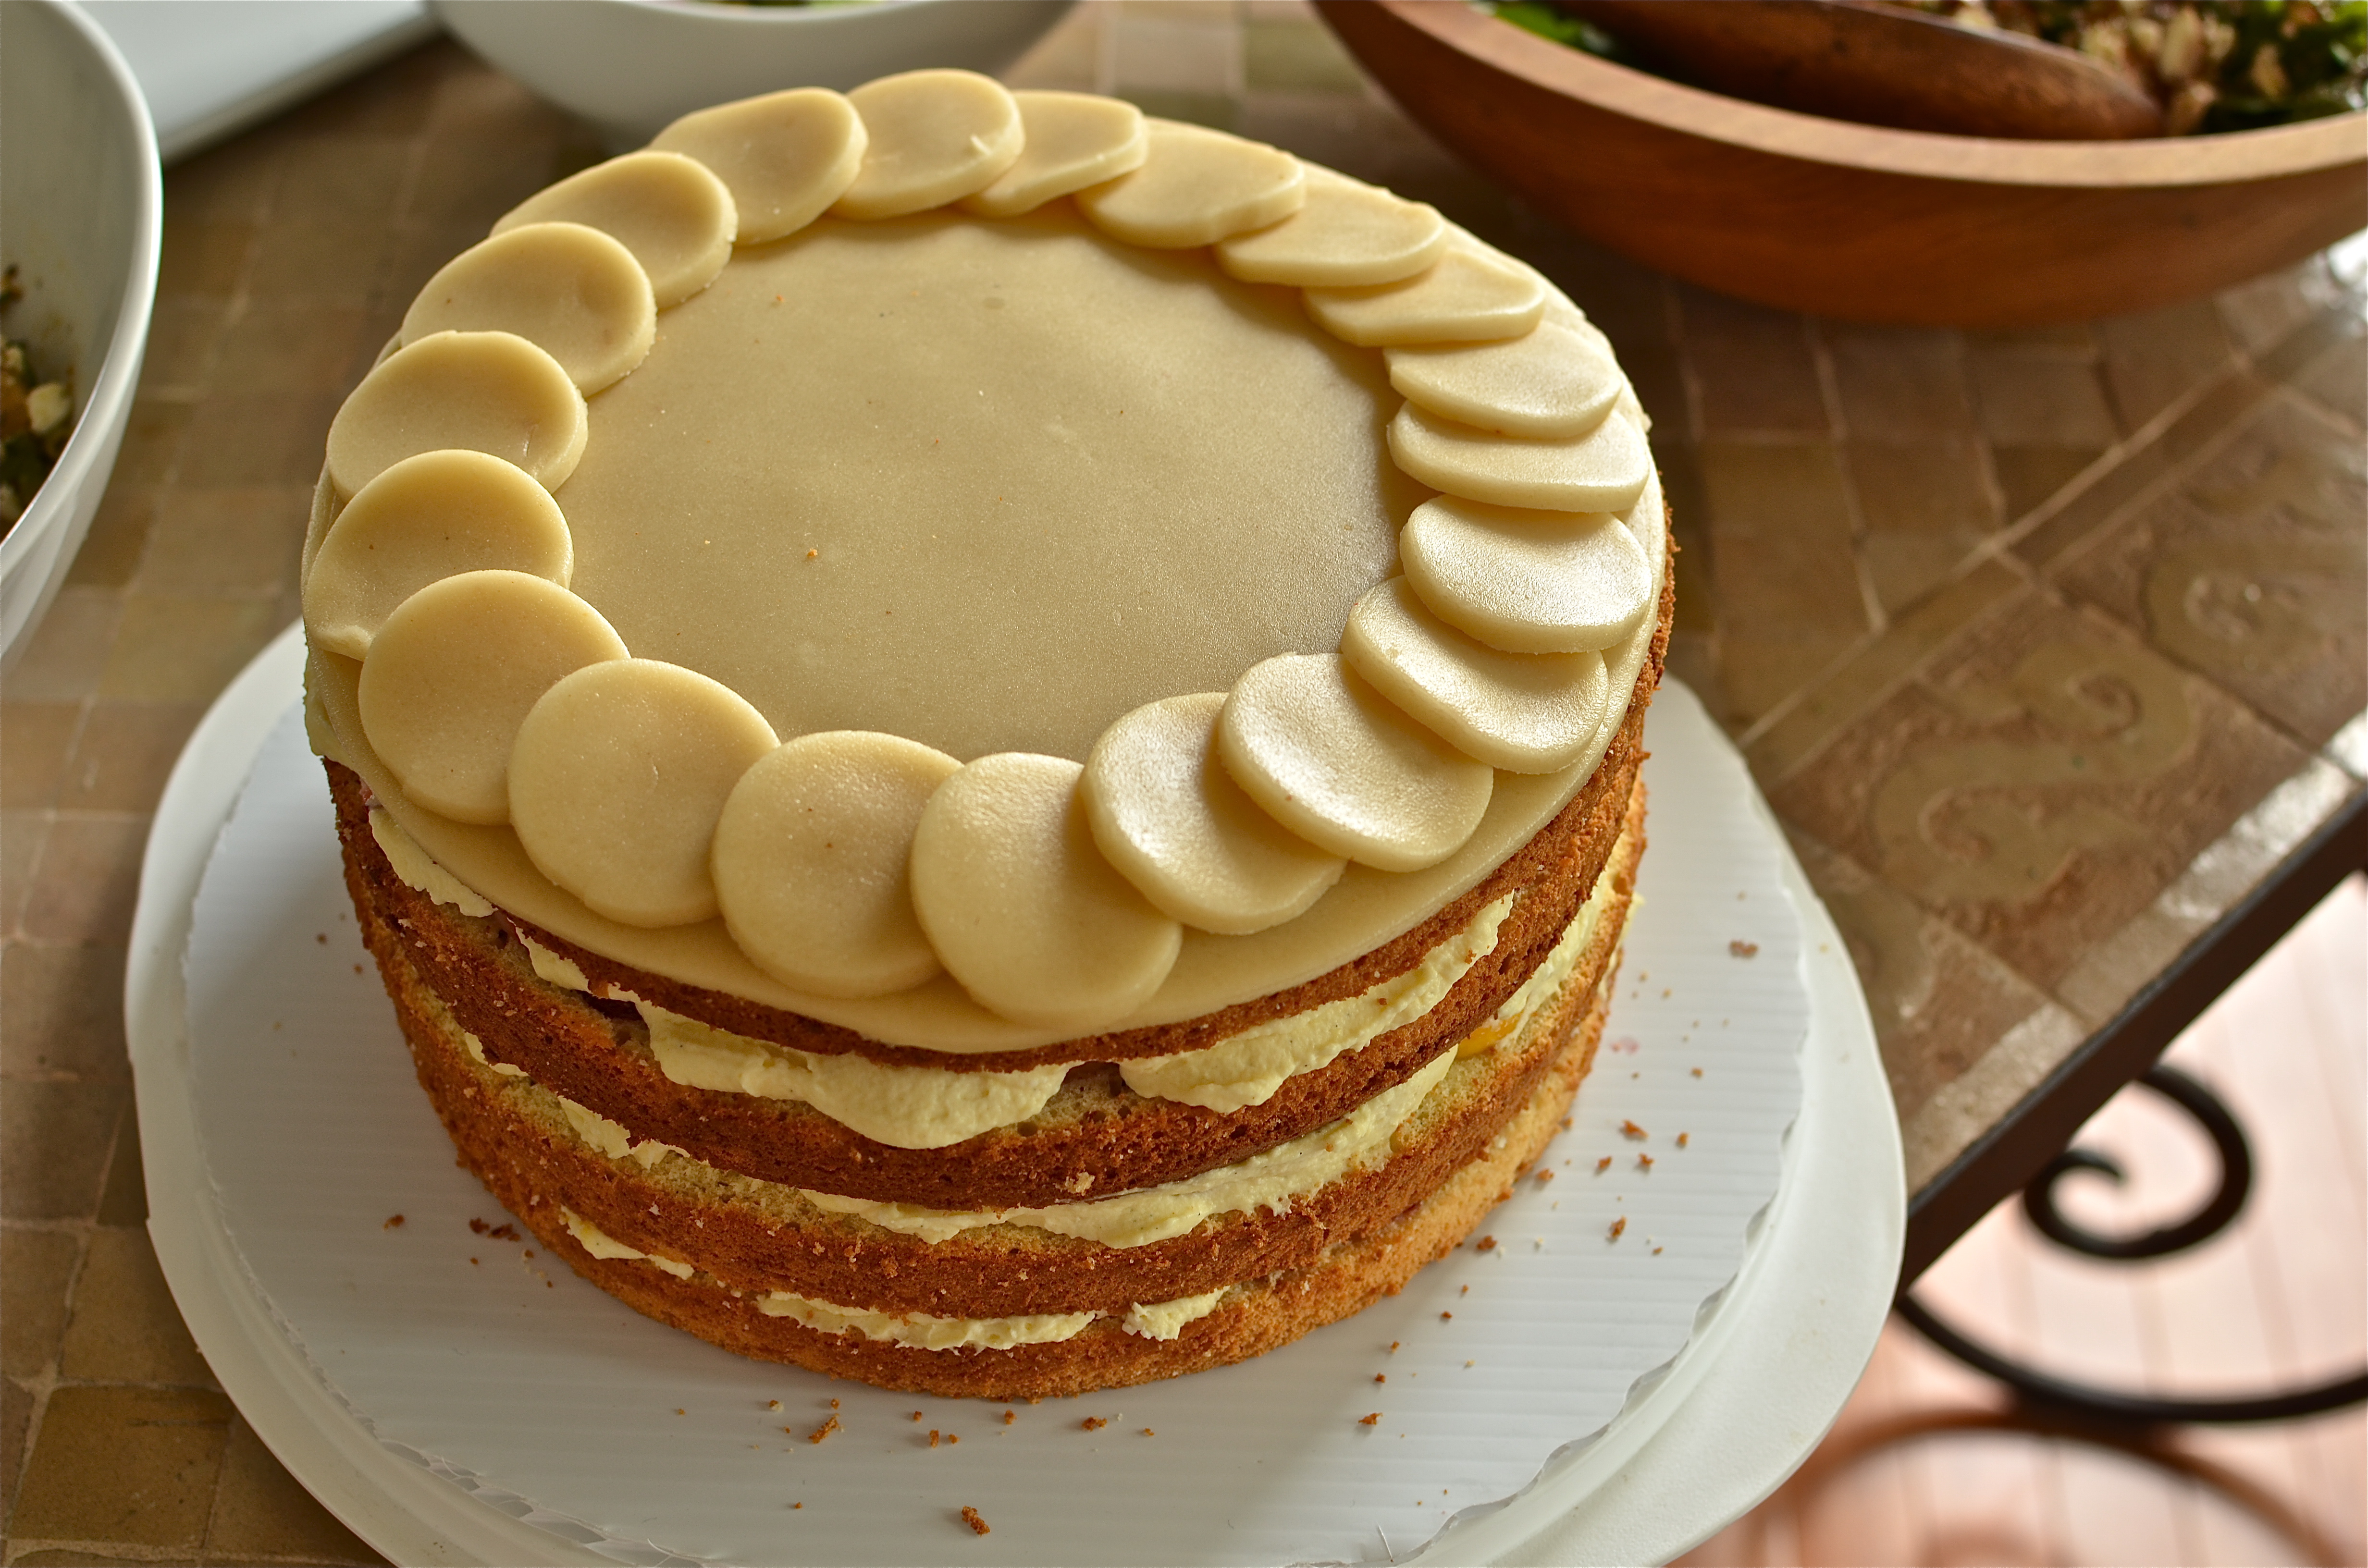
[[559, 1207, 1229, 1349], [373, 814, 1537, 1148], [1117, 892, 1515, 1112], [640, 1004, 1073, 1151], [370, 808, 492, 918], [557, 1096, 685, 1170], [561, 1207, 695, 1278], [802, 1047, 1458, 1248], [754, 1283, 1233, 1350]]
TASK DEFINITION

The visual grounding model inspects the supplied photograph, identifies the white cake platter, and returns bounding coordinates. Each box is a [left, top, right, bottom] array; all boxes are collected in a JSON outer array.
[[128, 623, 1902, 1567]]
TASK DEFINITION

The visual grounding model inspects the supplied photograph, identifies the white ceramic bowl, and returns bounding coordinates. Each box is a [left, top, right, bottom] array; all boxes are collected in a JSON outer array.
[[433, 0, 1077, 150], [0, 0, 161, 669]]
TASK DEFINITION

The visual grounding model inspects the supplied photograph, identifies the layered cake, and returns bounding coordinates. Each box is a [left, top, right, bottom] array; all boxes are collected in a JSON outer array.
[[300, 73, 1670, 1400]]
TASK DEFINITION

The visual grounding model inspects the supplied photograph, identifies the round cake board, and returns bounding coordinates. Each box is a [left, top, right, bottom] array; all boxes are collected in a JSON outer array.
[[127, 623, 1903, 1567]]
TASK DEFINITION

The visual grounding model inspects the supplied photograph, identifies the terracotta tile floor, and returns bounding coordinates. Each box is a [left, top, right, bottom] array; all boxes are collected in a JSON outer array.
[[1683, 874, 2368, 1568]]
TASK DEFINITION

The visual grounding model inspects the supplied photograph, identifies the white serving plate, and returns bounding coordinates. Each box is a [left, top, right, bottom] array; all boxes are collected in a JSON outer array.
[[128, 625, 1903, 1566], [0, 0, 160, 669]]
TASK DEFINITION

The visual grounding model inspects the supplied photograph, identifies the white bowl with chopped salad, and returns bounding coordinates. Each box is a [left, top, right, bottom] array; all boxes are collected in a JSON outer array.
[[0, 0, 161, 668]]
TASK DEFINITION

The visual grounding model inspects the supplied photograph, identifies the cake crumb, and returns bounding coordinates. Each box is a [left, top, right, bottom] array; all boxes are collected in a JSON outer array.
[[1475, 1236, 1496, 1252], [469, 1257, 479, 1265], [1653, 1246, 1665, 1255], [675, 1409, 684, 1416], [489, 1223, 519, 1241], [1081, 1417, 1107, 1431], [1608, 1217, 1628, 1241], [806, 548, 819, 559], [808, 1416, 840, 1444], [469, 1218, 489, 1234], [960, 1506, 990, 1536], [1439, 1311, 1452, 1321], [1374, 1373, 1386, 1384], [1677, 1133, 1690, 1148], [949, 1434, 959, 1444], [1465, 1360, 1476, 1368], [1559, 1115, 1573, 1130], [911, 1410, 924, 1421], [791, 1502, 801, 1509], [1595, 1156, 1613, 1173], [1001, 1409, 1015, 1425], [1139, 1428, 1154, 1437], [382, 1214, 405, 1229], [1535, 1168, 1555, 1185], [1358, 1413, 1381, 1426], [1691, 1067, 1703, 1077], [1638, 1153, 1654, 1170], [1389, 1341, 1401, 1352], [1459, 1285, 1469, 1295], [1620, 1120, 1648, 1139], [1729, 940, 1759, 957], [829, 1399, 839, 1409], [929, 1430, 941, 1448]]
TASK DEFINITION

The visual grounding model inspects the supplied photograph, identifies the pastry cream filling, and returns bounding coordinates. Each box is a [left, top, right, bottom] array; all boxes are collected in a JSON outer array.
[[1458, 841, 1624, 1058], [503, 888, 1530, 1145], [755, 1283, 1231, 1351], [557, 1095, 685, 1171], [369, 808, 492, 918], [641, 1004, 1073, 1152], [521, 934, 592, 992], [561, 1207, 694, 1278], [800, 1047, 1459, 1249], [1119, 891, 1517, 1112], [523, 881, 1606, 1257], [459, 1029, 525, 1078], [393, 816, 1602, 1158]]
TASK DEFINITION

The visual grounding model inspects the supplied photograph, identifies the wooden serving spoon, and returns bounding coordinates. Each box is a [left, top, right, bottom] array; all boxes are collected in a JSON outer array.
[[1556, 0, 2166, 140]]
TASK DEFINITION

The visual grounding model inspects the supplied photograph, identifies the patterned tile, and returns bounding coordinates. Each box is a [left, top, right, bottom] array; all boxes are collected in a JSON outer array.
[[1771, 593, 2316, 995], [1846, 437, 1999, 612], [2052, 393, 2367, 748]]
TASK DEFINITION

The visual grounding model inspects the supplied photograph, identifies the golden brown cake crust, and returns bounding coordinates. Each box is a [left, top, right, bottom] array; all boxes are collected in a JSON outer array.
[[333, 738, 1643, 1211], [360, 792, 1637, 1321], [395, 921, 1614, 1402]]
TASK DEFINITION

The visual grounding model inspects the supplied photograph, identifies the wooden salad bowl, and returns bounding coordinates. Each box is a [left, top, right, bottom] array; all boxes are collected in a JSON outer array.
[[1316, 0, 2368, 326]]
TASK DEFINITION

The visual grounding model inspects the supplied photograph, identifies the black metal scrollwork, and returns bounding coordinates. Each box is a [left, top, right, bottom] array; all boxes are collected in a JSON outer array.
[[1899, 1064, 2368, 1426]]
